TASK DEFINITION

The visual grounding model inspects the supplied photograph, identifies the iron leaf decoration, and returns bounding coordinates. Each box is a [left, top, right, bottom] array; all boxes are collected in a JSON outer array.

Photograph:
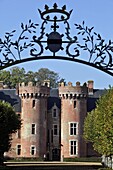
[[0, 3, 113, 76], [74, 21, 113, 70], [0, 20, 38, 67]]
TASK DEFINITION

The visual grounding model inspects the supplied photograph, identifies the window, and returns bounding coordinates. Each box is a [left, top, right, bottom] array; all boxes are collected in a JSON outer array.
[[31, 124, 36, 134], [32, 100, 35, 108], [74, 100, 76, 108], [30, 145, 36, 155], [53, 124, 58, 135], [17, 144, 21, 155], [70, 140, 77, 156], [53, 109, 57, 117], [70, 123, 77, 135]]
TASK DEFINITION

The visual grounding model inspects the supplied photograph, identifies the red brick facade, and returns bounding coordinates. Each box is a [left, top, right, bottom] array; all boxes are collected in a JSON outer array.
[[7, 81, 50, 158], [59, 81, 87, 158], [5, 80, 98, 160]]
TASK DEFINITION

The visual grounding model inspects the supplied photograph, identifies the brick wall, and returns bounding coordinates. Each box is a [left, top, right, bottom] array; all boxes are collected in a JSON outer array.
[[59, 82, 88, 158]]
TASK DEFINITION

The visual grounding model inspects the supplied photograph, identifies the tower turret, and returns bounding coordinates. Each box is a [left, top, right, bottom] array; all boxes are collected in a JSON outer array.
[[18, 82, 50, 158], [59, 81, 88, 158]]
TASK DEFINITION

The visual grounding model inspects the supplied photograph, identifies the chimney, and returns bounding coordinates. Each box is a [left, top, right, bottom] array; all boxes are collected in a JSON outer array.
[[87, 80, 94, 95]]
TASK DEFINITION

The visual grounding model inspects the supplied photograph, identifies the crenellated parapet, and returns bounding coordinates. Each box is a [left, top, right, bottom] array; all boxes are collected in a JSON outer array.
[[18, 81, 50, 99], [59, 81, 88, 99]]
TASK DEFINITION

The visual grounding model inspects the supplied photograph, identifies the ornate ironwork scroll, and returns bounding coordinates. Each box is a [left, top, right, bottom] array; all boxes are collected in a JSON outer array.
[[0, 3, 113, 76]]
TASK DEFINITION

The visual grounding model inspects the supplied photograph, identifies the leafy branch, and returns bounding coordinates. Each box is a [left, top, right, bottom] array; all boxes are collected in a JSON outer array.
[[75, 21, 113, 67], [0, 20, 39, 61], [0, 30, 16, 60]]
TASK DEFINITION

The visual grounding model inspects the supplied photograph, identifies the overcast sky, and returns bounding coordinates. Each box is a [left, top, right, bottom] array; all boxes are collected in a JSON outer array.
[[0, 0, 113, 89]]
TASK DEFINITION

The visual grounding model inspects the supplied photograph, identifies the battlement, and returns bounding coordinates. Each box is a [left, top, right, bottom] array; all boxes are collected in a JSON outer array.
[[18, 81, 50, 98], [59, 81, 88, 99], [19, 80, 50, 87]]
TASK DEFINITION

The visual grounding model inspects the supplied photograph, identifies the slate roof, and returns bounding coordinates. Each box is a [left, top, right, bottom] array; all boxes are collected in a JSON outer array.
[[0, 87, 107, 114], [47, 97, 61, 110], [50, 88, 59, 97], [47, 88, 61, 110], [87, 89, 107, 112], [0, 89, 21, 112]]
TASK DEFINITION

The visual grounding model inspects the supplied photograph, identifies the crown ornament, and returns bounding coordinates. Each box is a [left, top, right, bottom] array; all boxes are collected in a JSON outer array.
[[30, 3, 77, 57], [38, 3, 73, 22]]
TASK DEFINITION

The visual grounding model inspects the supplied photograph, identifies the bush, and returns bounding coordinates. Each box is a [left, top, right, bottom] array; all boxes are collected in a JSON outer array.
[[98, 168, 112, 170], [64, 157, 101, 162], [7, 157, 43, 162]]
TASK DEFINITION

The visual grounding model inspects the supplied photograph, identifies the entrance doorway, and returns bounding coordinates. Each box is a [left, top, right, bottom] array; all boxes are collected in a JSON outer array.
[[52, 148, 60, 161]]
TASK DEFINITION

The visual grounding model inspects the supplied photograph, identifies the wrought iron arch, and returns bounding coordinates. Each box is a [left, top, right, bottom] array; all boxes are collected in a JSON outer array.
[[0, 3, 113, 76]]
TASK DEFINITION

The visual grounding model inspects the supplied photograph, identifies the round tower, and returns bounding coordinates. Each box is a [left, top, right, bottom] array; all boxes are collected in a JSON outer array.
[[59, 81, 88, 158], [19, 81, 50, 158]]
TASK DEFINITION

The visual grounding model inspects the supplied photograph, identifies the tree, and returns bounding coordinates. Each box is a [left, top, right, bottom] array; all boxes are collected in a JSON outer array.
[[10, 67, 25, 88], [83, 87, 113, 156], [0, 101, 21, 164], [83, 110, 97, 143], [0, 67, 26, 88], [0, 70, 10, 87], [0, 67, 64, 88], [34, 68, 61, 87], [24, 71, 35, 83]]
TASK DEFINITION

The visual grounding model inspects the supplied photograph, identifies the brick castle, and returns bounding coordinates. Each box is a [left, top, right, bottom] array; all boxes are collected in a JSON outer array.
[[0, 80, 105, 160]]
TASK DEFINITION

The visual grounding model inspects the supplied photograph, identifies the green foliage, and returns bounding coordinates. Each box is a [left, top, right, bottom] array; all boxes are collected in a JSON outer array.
[[0, 70, 10, 87], [24, 71, 35, 83], [84, 87, 113, 156], [0, 67, 25, 88], [0, 101, 21, 154], [0, 67, 64, 88], [9, 67, 25, 88], [64, 157, 101, 162], [84, 110, 97, 142], [8, 157, 43, 162], [34, 68, 60, 87], [98, 168, 112, 170]]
